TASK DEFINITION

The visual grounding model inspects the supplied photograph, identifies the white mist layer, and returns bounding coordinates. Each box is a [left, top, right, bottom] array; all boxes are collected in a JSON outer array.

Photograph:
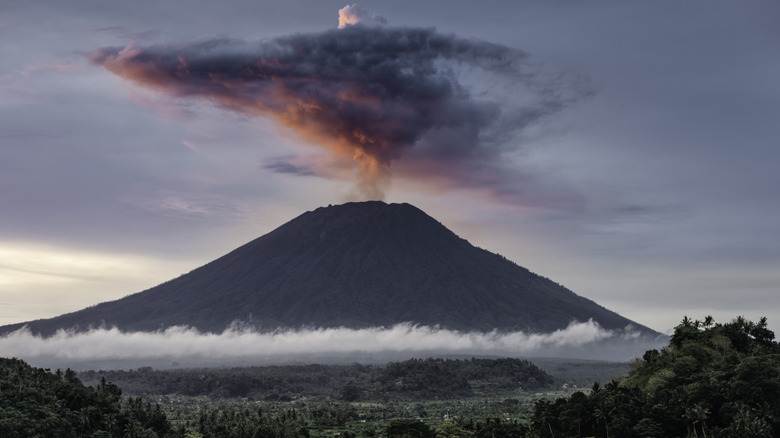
[[0, 320, 658, 366]]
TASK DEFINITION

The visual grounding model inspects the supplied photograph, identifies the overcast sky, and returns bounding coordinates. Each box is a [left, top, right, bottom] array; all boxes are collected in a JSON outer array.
[[2, 0, 779, 335]]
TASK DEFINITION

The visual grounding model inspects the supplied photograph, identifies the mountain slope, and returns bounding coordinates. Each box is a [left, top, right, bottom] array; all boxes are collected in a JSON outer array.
[[2, 201, 657, 336]]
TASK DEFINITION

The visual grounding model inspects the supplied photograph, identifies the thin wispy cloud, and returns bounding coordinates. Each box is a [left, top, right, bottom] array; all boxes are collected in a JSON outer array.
[[262, 156, 317, 177]]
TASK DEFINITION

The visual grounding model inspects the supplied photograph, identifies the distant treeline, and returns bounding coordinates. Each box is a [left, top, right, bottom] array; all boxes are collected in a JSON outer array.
[[80, 357, 555, 401]]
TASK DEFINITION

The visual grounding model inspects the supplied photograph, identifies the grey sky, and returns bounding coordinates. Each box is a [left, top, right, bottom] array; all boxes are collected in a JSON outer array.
[[1, 0, 779, 335]]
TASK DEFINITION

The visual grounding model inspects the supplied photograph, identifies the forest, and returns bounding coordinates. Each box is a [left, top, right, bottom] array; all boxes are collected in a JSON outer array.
[[79, 357, 556, 401], [531, 316, 780, 437], [0, 357, 169, 437], [2, 316, 779, 437]]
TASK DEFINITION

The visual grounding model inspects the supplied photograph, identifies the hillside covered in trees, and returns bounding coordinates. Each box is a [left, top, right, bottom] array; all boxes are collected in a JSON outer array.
[[532, 316, 780, 437], [0, 357, 171, 437]]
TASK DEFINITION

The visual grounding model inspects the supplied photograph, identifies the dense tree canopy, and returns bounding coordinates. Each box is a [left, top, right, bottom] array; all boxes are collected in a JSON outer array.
[[375, 358, 553, 399], [531, 316, 780, 438], [80, 358, 554, 402], [0, 357, 170, 437]]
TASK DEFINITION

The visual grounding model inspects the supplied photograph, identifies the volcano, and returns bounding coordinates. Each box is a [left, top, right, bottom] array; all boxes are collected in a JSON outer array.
[[1, 201, 658, 337]]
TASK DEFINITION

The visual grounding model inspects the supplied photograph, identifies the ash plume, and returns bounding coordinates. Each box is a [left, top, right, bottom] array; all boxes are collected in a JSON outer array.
[[90, 11, 583, 201]]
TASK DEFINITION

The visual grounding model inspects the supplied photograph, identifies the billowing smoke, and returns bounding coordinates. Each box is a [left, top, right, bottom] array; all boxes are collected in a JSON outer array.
[[1, 321, 664, 369], [338, 4, 387, 29], [90, 10, 582, 201]]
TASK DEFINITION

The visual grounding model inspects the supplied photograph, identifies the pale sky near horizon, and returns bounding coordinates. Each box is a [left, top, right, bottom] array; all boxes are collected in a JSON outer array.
[[2, 0, 779, 335]]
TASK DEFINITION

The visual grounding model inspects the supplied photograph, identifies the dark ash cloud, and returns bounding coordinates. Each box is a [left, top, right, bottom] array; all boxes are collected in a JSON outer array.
[[90, 24, 582, 201]]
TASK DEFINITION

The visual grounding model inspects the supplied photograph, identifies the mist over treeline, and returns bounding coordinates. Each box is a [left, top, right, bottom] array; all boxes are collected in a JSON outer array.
[[0, 321, 665, 370], [3, 315, 779, 438]]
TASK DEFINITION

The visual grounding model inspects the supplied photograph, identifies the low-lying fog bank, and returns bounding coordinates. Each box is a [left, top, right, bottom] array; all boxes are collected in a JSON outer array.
[[0, 320, 667, 370]]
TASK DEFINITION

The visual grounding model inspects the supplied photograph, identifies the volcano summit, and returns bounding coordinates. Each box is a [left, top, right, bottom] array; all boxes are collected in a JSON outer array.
[[1, 202, 658, 337]]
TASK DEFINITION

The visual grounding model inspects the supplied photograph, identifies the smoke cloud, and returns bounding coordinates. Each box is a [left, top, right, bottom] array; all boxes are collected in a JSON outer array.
[[1, 321, 664, 369], [90, 15, 582, 201], [338, 4, 387, 29]]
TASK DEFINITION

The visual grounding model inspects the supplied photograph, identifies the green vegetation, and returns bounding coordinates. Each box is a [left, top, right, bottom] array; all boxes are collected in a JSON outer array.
[[532, 316, 780, 437], [0, 357, 170, 437], [155, 398, 541, 438], [4, 316, 780, 437], [79, 358, 554, 401]]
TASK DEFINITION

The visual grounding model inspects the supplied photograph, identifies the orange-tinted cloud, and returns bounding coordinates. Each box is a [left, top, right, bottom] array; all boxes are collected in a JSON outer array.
[[338, 4, 387, 29], [90, 25, 579, 202]]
